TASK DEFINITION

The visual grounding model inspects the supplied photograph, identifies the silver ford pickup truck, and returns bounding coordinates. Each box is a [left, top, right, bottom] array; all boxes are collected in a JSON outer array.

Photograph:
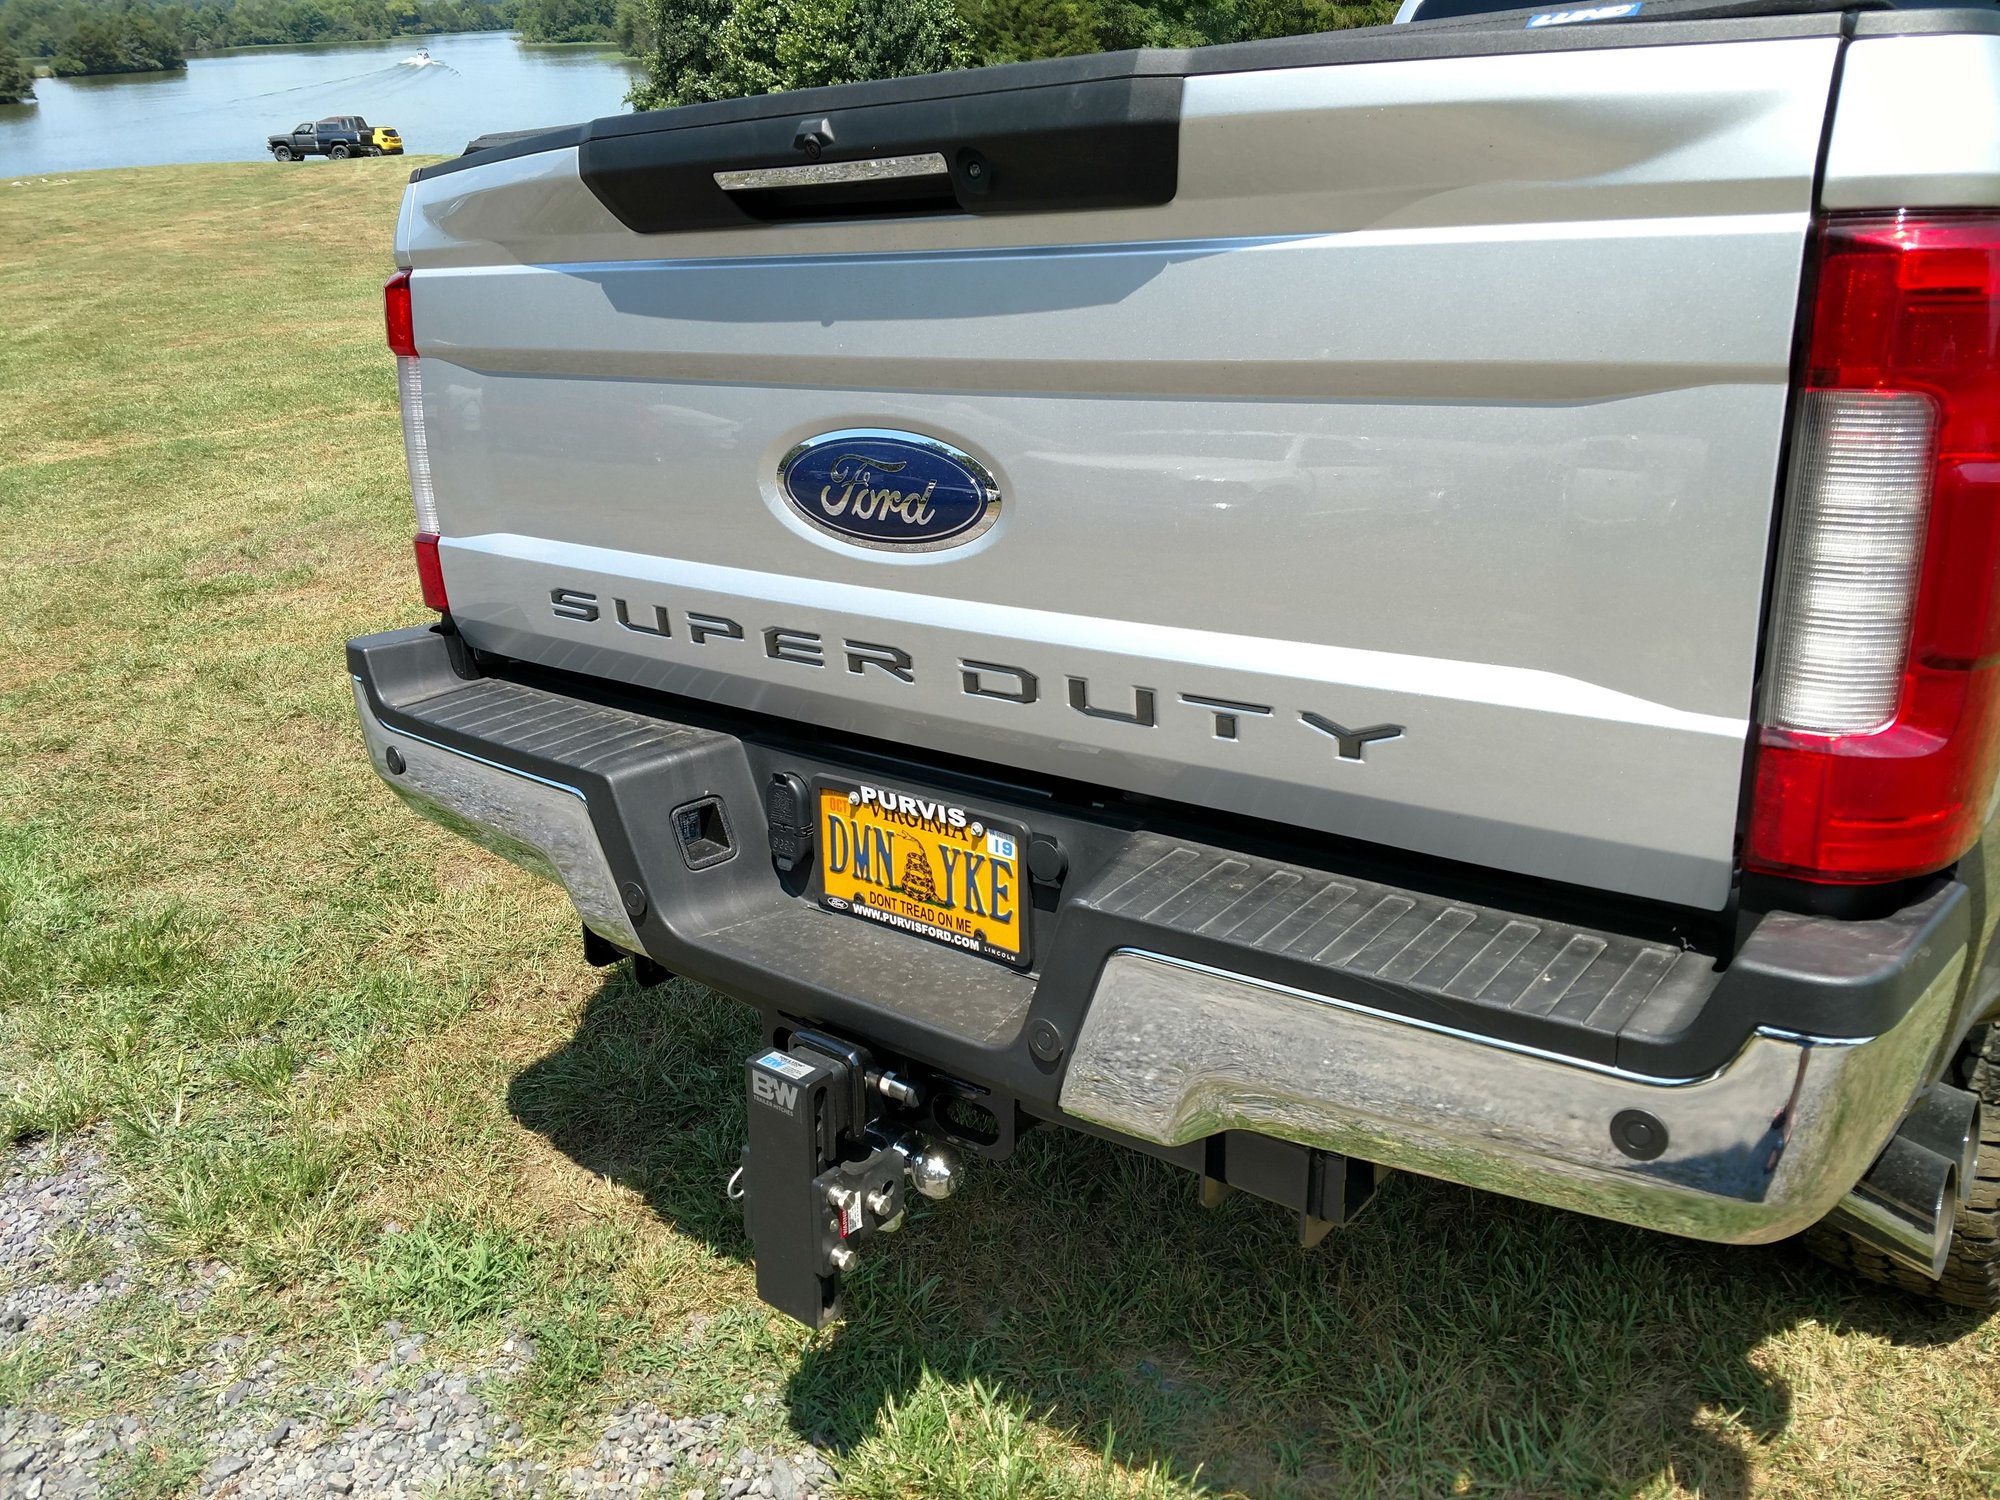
[[352, 0, 2000, 1324]]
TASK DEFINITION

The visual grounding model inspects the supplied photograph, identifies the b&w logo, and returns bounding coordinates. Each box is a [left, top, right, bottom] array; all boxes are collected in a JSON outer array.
[[752, 1070, 799, 1114]]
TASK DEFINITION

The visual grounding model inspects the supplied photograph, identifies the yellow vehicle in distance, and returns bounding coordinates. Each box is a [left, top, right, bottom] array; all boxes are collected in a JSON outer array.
[[372, 124, 404, 156]]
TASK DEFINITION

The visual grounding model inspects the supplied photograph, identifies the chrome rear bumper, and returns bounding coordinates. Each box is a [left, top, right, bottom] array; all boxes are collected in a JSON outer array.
[[351, 628, 1973, 1249], [353, 680, 641, 949], [1060, 950, 1960, 1244]]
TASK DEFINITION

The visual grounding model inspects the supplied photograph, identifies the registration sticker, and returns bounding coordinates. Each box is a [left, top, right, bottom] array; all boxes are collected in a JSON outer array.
[[815, 781, 1029, 968]]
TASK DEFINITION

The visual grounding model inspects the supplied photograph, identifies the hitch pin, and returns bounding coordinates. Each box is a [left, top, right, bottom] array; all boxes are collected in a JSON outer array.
[[868, 1070, 921, 1107]]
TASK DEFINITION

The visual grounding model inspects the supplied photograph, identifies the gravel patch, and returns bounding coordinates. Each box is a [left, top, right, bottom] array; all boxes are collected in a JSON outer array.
[[0, 1409, 139, 1499], [0, 1140, 839, 1498], [1, 1139, 142, 1500], [549, 1408, 833, 1498], [179, 1341, 839, 1498], [0, 1138, 141, 1342]]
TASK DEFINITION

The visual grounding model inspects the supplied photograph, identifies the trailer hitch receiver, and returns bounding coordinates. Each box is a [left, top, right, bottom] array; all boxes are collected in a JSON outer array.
[[740, 1030, 948, 1327]]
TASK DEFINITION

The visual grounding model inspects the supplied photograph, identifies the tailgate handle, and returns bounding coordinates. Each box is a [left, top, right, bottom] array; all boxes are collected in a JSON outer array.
[[713, 151, 962, 222]]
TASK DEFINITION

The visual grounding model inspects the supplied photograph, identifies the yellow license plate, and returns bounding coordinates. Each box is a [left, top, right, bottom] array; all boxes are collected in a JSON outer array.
[[816, 783, 1028, 967]]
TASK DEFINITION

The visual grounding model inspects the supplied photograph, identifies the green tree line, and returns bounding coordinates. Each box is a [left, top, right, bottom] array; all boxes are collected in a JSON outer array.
[[0, 0, 512, 74], [626, 0, 1395, 109], [0, 28, 36, 94], [0, 0, 1390, 92], [0, 0, 185, 74], [513, 0, 647, 43], [176, 0, 515, 48]]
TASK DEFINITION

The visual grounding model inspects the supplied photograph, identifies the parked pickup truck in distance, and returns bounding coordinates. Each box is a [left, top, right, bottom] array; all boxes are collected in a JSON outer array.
[[269, 117, 400, 161], [355, 0, 2000, 1326]]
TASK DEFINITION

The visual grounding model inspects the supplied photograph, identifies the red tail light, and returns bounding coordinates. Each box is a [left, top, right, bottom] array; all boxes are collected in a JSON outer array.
[[386, 270, 445, 611], [413, 533, 448, 612], [1748, 213, 2000, 884], [385, 269, 417, 358]]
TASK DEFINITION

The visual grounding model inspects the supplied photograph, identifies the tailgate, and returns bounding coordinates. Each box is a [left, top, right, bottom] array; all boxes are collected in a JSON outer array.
[[396, 23, 1842, 909]]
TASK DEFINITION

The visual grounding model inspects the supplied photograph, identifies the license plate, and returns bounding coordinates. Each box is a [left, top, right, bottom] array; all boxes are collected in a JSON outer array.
[[815, 781, 1029, 968]]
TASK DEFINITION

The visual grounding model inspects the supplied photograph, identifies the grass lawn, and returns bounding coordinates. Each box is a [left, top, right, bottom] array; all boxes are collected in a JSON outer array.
[[4, 158, 2000, 1499]]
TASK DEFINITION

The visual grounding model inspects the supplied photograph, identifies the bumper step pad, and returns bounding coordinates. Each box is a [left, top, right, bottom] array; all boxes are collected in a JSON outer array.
[[1072, 837, 1709, 1068]]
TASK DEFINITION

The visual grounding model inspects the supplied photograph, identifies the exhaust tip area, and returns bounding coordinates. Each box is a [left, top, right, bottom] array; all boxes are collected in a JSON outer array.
[[1826, 1086, 1978, 1281], [1900, 1081, 1982, 1190]]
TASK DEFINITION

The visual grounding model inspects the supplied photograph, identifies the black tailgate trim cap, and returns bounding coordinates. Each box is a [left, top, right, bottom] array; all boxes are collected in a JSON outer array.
[[576, 73, 1182, 233]]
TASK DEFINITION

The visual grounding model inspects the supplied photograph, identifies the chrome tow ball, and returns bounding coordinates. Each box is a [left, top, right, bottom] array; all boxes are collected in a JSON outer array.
[[871, 1124, 964, 1201], [736, 1030, 962, 1328]]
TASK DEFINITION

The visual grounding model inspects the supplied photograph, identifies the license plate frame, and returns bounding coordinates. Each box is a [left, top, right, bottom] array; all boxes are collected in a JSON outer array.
[[810, 779, 1032, 970]]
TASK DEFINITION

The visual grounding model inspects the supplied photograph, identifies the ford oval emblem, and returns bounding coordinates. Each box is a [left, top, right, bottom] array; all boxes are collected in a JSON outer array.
[[778, 429, 1001, 552]]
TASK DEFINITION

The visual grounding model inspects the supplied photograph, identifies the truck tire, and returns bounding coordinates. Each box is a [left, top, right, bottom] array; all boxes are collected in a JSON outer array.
[[328, 144, 350, 160], [272, 144, 294, 161], [1805, 1022, 2000, 1309]]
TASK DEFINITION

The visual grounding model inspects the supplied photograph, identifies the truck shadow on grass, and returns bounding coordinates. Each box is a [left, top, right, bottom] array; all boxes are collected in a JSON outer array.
[[509, 970, 1986, 1499]]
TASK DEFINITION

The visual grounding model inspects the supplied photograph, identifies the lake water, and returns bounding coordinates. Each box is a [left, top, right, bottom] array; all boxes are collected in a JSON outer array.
[[0, 31, 642, 177]]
